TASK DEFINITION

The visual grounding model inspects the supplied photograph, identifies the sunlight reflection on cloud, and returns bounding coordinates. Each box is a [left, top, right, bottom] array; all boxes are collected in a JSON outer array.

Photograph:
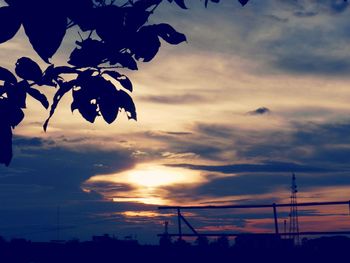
[[83, 163, 206, 205]]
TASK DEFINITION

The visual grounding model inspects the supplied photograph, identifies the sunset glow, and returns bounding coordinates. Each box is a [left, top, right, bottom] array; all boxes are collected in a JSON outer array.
[[2, 0, 350, 244], [84, 163, 205, 205]]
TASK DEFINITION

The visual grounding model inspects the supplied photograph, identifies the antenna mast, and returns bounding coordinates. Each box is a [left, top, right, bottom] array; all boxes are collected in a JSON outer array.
[[289, 173, 300, 245]]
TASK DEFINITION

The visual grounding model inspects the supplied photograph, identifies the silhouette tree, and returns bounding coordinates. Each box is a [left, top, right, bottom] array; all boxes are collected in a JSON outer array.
[[0, 0, 250, 166]]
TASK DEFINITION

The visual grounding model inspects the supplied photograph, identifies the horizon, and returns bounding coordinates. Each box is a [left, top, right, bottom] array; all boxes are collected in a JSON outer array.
[[1, 0, 350, 245]]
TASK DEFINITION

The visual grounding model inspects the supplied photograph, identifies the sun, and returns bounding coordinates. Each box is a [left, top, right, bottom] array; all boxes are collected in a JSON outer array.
[[88, 163, 203, 188], [84, 163, 205, 205], [126, 164, 201, 188]]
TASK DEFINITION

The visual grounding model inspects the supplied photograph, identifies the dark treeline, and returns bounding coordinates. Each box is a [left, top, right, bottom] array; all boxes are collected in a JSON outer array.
[[0, 234, 350, 263]]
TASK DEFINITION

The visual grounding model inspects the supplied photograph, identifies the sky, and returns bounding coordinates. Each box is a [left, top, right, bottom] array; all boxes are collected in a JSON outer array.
[[1, 0, 350, 244]]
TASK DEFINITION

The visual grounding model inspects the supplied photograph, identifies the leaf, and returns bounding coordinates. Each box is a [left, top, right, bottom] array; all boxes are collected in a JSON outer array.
[[71, 74, 101, 123], [0, 7, 21, 44], [98, 79, 119, 124], [71, 96, 98, 123], [1, 95, 26, 129], [6, 81, 27, 109], [132, 26, 161, 62], [0, 87, 6, 97], [41, 65, 77, 86], [9, 105, 24, 128], [154, 23, 186, 45], [39, 65, 57, 86], [0, 67, 17, 84], [117, 90, 137, 120], [22, 10, 67, 62], [0, 121, 12, 166], [94, 6, 125, 44], [15, 57, 43, 82], [205, 0, 220, 7], [0, 99, 23, 166], [174, 0, 188, 9], [66, 1, 96, 32], [102, 71, 133, 92], [26, 87, 49, 109], [238, 0, 249, 6], [132, 24, 185, 62], [49, 66, 78, 75], [109, 52, 138, 70], [44, 80, 75, 131], [168, 0, 188, 9], [123, 6, 151, 32], [68, 39, 106, 67]]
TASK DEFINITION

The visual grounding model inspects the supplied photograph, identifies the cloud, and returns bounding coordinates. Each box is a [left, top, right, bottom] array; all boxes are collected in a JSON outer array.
[[140, 94, 207, 104], [291, 0, 348, 17], [162, 131, 193, 136], [247, 107, 271, 115], [159, 0, 350, 77], [0, 136, 169, 241], [170, 161, 334, 174], [12, 136, 47, 147], [162, 171, 350, 199], [272, 54, 350, 75]]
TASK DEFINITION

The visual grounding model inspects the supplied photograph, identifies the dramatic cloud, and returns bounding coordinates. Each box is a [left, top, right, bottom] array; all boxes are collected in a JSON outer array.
[[0, 136, 168, 242], [170, 161, 335, 174], [164, 171, 350, 198], [2, 0, 350, 243]]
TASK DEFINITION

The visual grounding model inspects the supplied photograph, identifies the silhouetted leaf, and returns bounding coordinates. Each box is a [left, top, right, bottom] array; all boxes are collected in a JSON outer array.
[[26, 87, 49, 109], [168, 0, 188, 9], [63, 0, 94, 29], [0, 120, 12, 166], [40, 65, 57, 86], [0, 86, 6, 97], [71, 74, 101, 123], [102, 71, 133, 92], [155, 23, 186, 45], [9, 105, 24, 128], [109, 52, 138, 70], [133, 26, 160, 62], [132, 24, 185, 62], [238, 0, 249, 6], [98, 78, 119, 124], [94, 6, 125, 44], [50, 66, 79, 75], [0, 7, 21, 44], [0, 67, 17, 84], [6, 81, 27, 109], [0, 98, 24, 166], [117, 90, 137, 120], [44, 80, 76, 131], [15, 57, 42, 82], [71, 97, 98, 123], [69, 39, 106, 67], [22, 10, 67, 62], [205, 0, 221, 7], [123, 6, 150, 32], [41, 65, 78, 86]]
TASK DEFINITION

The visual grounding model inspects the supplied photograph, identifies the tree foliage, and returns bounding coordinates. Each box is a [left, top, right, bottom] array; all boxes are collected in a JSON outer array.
[[0, 0, 250, 166]]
